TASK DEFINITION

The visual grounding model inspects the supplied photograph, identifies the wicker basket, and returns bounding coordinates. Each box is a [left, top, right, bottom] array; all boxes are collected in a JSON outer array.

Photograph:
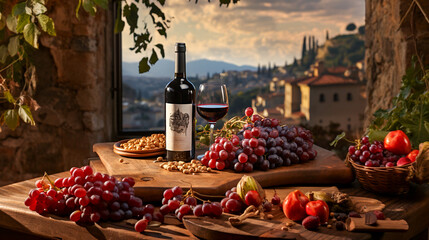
[[346, 154, 414, 194]]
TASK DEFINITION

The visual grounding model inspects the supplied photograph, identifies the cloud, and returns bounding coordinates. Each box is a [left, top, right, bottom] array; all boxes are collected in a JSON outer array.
[[122, 0, 365, 66]]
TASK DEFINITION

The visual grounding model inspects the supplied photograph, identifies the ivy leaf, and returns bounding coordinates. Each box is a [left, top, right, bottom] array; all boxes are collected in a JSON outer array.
[[93, 0, 108, 9], [82, 0, 97, 16], [32, 2, 47, 15], [139, 57, 150, 73], [124, 3, 139, 33], [6, 15, 17, 33], [23, 22, 40, 48], [4, 109, 19, 131], [37, 14, 56, 36], [0, 45, 8, 64], [7, 36, 19, 57], [12, 2, 26, 16], [16, 14, 30, 33], [149, 48, 158, 65], [18, 105, 35, 126], [150, 3, 165, 21], [155, 44, 165, 58]]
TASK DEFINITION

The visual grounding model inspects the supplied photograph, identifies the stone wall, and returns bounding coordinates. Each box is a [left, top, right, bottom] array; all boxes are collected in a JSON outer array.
[[0, 2, 113, 185], [364, 0, 429, 126]]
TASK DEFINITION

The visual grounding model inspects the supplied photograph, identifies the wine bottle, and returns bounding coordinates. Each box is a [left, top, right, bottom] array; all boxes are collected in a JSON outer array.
[[165, 43, 196, 161]]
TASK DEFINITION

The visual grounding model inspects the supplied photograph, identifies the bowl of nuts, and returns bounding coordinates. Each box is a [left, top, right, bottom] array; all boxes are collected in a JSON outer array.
[[113, 134, 166, 158]]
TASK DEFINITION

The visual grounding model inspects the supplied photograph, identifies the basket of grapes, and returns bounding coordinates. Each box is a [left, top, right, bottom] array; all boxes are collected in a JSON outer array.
[[345, 133, 419, 195]]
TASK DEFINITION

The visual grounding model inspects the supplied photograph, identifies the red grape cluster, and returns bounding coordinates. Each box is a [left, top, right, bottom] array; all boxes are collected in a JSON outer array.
[[159, 186, 222, 221], [201, 107, 317, 172], [220, 187, 244, 213], [348, 136, 402, 167], [25, 166, 162, 233]]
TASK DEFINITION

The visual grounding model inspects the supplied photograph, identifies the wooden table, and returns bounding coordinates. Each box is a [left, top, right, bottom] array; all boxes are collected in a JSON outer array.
[[0, 160, 428, 239]]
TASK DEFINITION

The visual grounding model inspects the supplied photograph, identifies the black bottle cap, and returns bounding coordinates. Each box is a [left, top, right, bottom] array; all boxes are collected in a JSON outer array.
[[175, 43, 186, 52]]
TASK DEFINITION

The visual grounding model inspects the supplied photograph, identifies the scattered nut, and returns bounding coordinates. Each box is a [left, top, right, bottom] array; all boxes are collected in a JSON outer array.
[[119, 158, 124, 163], [281, 226, 288, 231], [266, 214, 274, 220], [285, 222, 295, 227], [327, 224, 332, 229], [330, 212, 335, 218]]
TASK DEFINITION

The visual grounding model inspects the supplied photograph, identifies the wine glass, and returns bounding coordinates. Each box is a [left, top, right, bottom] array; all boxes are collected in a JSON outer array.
[[197, 81, 229, 148]]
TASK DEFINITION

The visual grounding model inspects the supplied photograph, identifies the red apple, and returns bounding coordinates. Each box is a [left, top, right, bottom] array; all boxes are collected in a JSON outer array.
[[282, 190, 309, 221]]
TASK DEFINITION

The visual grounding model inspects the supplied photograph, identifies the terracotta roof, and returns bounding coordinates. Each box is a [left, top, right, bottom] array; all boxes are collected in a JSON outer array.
[[327, 66, 347, 74], [298, 74, 359, 86]]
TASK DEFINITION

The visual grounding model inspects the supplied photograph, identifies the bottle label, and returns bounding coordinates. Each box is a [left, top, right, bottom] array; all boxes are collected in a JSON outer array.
[[166, 103, 193, 151]]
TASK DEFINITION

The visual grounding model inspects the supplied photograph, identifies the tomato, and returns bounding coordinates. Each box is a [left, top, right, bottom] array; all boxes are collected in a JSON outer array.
[[407, 150, 419, 162], [383, 130, 412, 155], [282, 190, 309, 221], [305, 200, 330, 224]]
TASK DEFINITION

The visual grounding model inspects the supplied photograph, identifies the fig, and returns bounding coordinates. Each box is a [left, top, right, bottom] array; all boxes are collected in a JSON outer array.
[[302, 215, 320, 230]]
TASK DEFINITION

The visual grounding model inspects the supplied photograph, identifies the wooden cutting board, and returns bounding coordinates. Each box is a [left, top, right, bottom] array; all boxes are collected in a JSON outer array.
[[182, 187, 373, 240], [93, 143, 354, 202]]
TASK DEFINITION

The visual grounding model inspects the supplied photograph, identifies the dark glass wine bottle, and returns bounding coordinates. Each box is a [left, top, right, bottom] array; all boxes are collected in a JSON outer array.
[[165, 43, 196, 161]]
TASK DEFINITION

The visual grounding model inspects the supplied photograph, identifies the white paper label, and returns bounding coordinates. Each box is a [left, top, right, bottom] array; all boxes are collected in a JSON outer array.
[[166, 103, 192, 151]]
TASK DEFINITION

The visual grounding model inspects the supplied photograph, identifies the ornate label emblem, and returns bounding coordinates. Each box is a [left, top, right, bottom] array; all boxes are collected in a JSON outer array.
[[169, 108, 189, 135]]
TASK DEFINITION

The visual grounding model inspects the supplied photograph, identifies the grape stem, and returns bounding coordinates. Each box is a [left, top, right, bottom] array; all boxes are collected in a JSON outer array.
[[43, 172, 61, 192]]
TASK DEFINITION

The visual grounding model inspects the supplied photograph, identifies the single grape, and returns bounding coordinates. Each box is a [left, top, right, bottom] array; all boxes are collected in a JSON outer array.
[[70, 210, 82, 222], [168, 200, 180, 211], [135, 219, 148, 232], [238, 153, 248, 163], [171, 186, 183, 196], [245, 107, 254, 117], [225, 199, 241, 212], [202, 203, 212, 216], [211, 202, 222, 217], [163, 189, 174, 200]]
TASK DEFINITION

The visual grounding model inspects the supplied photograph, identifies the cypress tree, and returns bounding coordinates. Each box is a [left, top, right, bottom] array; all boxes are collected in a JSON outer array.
[[301, 36, 307, 62]]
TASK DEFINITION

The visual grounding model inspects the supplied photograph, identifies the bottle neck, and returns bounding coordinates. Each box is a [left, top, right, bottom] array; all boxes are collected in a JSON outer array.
[[175, 51, 186, 79]]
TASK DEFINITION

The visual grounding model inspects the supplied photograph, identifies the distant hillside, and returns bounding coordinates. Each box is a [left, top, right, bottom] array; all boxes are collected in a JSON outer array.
[[122, 59, 257, 78], [316, 34, 364, 67]]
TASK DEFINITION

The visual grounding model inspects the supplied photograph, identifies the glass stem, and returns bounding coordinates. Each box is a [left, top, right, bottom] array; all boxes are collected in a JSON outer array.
[[209, 123, 215, 146]]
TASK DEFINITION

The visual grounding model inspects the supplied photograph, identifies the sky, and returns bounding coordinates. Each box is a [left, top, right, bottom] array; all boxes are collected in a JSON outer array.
[[121, 0, 365, 67]]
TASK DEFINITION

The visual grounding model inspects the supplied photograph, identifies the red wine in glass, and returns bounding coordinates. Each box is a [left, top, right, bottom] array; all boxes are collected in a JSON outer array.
[[197, 104, 229, 123]]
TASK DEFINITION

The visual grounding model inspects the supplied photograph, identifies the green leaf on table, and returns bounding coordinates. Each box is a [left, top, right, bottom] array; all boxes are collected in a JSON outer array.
[[82, 0, 97, 16], [6, 15, 17, 33], [4, 109, 19, 130], [23, 22, 40, 48], [12, 2, 26, 16], [155, 44, 165, 58], [138, 57, 150, 73], [18, 105, 35, 125], [7, 36, 19, 57], [37, 14, 56, 36], [3, 90, 15, 104], [330, 132, 345, 147], [124, 3, 139, 33], [32, 2, 47, 15], [0, 45, 8, 64], [93, 0, 108, 9], [149, 48, 158, 65], [16, 14, 30, 33]]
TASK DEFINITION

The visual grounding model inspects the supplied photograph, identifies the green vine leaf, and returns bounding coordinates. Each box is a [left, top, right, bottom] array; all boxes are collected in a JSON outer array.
[[31, 2, 48, 15], [12, 2, 26, 17], [139, 57, 150, 73], [6, 15, 17, 33], [82, 0, 97, 16], [155, 44, 165, 58], [124, 3, 139, 33], [0, 45, 8, 64], [37, 14, 56, 36], [7, 36, 19, 57], [4, 109, 19, 131], [149, 48, 158, 65], [16, 14, 30, 33], [18, 105, 35, 125], [93, 0, 108, 9], [23, 22, 40, 48], [3, 90, 15, 104]]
